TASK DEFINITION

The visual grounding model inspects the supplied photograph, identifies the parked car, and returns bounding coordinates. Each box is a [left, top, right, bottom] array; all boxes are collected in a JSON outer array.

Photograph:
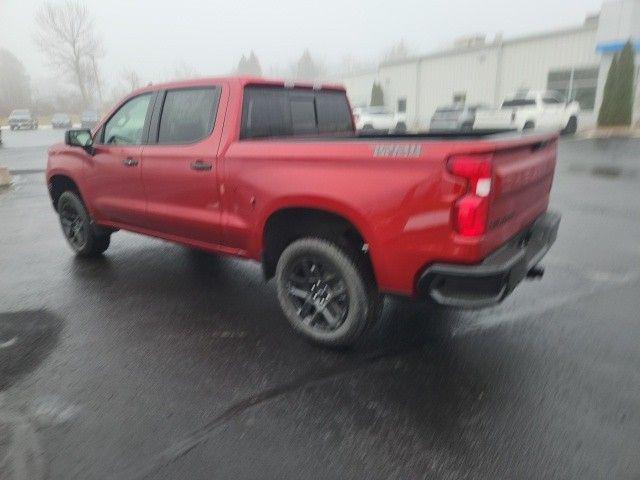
[[47, 76, 560, 348], [353, 106, 407, 132], [80, 110, 99, 129], [429, 104, 488, 132], [8, 109, 38, 130], [51, 113, 72, 129], [473, 90, 580, 134]]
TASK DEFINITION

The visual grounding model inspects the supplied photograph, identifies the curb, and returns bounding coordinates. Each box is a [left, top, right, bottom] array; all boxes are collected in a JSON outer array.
[[576, 127, 640, 139]]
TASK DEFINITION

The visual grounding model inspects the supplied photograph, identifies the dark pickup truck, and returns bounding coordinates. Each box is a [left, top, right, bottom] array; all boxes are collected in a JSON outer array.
[[8, 109, 38, 130]]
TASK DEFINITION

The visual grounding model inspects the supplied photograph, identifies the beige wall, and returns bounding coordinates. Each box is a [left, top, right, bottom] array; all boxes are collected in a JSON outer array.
[[340, 25, 602, 129], [413, 47, 501, 128], [339, 71, 379, 108], [377, 63, 419, 124]]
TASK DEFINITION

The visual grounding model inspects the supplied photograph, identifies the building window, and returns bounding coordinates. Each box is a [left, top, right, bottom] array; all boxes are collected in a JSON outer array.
[[397, 98, 407, 113], [547, 66, 598, 111], [453, 92, 467, 104]]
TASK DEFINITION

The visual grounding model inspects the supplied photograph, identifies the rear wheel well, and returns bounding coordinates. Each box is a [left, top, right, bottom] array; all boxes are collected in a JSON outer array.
[[49, 175, 80, 210], [262, 208, 374, 282]]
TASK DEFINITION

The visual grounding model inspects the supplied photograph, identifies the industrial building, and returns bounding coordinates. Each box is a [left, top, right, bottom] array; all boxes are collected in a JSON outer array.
[[340, 0, 640, 130]]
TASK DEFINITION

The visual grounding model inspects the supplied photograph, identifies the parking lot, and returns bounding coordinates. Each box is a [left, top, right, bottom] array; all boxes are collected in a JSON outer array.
[[1, 129, 639, 479]]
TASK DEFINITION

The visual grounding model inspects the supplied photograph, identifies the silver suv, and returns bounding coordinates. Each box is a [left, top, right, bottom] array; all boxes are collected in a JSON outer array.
[[429, 104, 486, 132]]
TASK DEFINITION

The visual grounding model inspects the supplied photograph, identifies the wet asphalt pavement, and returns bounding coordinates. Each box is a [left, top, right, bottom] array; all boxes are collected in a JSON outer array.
[[1, 129, 639, 479]]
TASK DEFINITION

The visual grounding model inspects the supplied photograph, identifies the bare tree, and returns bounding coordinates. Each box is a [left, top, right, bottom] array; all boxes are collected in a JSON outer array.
[[34, 0, 103, 107], [121, 69, 142, 92], [170, 60, 199, 81]]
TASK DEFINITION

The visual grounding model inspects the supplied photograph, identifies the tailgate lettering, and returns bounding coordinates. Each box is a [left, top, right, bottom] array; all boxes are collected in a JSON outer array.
[[373, 144, 421, 158]]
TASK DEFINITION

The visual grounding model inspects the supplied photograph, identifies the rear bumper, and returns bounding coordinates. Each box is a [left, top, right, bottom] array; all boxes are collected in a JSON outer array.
[[416, 211, 560, 308]]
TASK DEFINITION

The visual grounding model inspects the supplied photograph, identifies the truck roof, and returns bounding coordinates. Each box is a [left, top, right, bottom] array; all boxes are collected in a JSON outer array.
[[131, 76, 347, 95]]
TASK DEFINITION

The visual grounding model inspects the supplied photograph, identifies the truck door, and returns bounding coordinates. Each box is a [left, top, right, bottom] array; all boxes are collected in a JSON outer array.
[[85, 92, 156, 227], [540, 94, 565, 130], [141, 85, 227, 246]]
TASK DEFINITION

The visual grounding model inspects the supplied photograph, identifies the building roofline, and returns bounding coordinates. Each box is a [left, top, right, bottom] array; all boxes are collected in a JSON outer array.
[[380, 23, 598, 68]]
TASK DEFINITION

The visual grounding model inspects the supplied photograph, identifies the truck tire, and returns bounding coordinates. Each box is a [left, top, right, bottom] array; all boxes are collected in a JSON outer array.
[[57, 191, 110, 257], [562, 116, 578, 136], [395, 122, 407, 133], [275, 237, 381, 348], [523, 121, 535, 131]]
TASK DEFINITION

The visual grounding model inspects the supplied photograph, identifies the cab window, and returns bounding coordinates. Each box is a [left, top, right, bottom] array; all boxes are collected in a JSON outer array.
[[103, 93, 154, 145], [543, 95, 563, 105], [157, 87, 221, 144]]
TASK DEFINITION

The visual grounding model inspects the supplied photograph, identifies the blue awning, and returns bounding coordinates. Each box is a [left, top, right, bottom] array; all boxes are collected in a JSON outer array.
[[596, 40, 640, 53]]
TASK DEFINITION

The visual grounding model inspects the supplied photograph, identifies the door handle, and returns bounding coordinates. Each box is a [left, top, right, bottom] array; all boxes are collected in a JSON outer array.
[[122, 157, 138, 167], [190, 160, 213, 171]]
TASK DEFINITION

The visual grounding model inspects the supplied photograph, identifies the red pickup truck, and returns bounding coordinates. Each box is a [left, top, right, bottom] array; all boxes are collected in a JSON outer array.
[[47, 76, 560, 348]]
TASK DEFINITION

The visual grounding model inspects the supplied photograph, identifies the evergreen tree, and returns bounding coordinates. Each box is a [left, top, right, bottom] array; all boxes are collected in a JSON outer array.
[[246, 51, 262, 76], [370, 82, 384, 106], [598, 40, 635, 127], [294, 50, 321, 81], [236, 52, 262, 76], [597, 54, 618, 126], [236, 55, 247, 74]]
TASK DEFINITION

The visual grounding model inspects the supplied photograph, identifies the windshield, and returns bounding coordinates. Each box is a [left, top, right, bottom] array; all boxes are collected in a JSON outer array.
[[501, 99, 536, 108], [435, 106, 464, 113], [360, 107, 390, 115]]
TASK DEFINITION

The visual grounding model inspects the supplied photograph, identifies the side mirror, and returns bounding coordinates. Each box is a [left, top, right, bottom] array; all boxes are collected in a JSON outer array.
[[65, 129, 94, 154]]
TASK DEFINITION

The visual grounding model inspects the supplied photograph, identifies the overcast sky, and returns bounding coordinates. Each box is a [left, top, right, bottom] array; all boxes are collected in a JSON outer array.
[[1, 0, 603, 88]]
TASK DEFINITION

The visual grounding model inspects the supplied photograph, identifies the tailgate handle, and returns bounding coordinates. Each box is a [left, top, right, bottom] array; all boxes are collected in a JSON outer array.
[[531, 140, 549, 152]]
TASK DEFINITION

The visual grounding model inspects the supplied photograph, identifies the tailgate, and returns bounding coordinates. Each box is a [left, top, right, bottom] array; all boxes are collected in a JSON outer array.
[[485, 136, 557, 250], [474, 110, 513, 129]]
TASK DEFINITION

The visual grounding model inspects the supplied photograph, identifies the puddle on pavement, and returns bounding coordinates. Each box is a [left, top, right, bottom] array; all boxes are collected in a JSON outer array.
[[591, 166, 622, 178], [0, 309, 63, 391], [567, 164, 637, 180]]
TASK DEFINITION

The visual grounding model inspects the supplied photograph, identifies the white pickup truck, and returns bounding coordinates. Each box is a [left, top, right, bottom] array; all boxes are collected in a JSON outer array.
[[353, 106, 407, 133], [473, 90, 580, 134]]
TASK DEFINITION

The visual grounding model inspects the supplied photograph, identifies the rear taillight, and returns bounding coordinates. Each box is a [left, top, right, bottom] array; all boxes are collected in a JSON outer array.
[[447, 155, 493, 237]]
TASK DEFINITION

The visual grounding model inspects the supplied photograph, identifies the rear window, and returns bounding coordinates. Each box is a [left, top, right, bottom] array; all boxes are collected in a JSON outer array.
[[435, 106, 463, 113], [502, 99, 536, 108], [158, 87, 221, 144], [360, 106, 390, 115], [241, 86, 352, 139]]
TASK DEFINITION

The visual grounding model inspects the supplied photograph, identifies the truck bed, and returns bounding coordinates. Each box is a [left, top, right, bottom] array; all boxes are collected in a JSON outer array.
[[242, 128, 519, 142], [224, 129, 559, 295]]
